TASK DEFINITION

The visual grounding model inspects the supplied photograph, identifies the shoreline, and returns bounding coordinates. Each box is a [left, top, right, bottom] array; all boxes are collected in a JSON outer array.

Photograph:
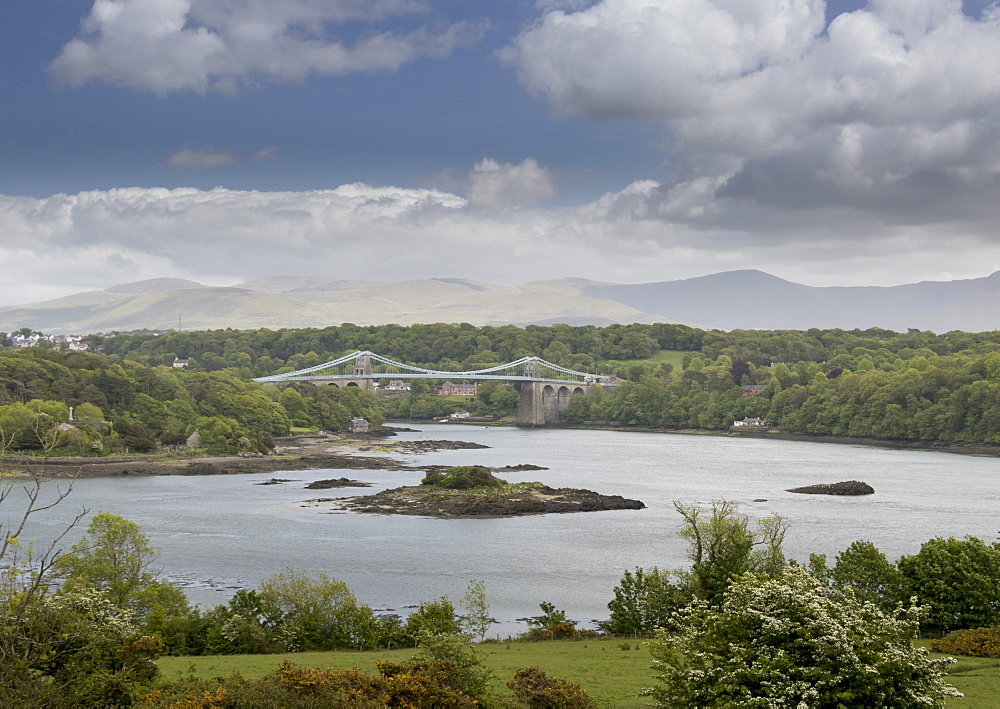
[[0, 433, 412, 478], [4, 421, 997, 479], [424, 418, 1000, 458]]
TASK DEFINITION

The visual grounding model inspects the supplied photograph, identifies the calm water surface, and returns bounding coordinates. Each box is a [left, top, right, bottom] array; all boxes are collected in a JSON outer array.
[[11, 425, 1000, 635]]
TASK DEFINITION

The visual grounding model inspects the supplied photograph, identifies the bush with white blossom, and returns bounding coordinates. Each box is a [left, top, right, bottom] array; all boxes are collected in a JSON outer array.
[[645, 566, 961, 707]]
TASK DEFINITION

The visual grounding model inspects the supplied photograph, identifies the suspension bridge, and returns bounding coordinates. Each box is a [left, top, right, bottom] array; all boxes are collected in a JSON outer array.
[[253, 351, 618, 425]]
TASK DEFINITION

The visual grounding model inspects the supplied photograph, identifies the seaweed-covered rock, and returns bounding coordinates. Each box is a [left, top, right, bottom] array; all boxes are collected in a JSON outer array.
[[305, 477, 372, 489], [787, 480, 875, 496], [421, 465, 505, 489]]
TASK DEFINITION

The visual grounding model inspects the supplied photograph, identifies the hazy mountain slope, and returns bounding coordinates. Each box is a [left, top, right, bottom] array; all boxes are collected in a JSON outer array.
[[0, 278, 671, 333], [587, 270, 1000, 331], [0, 287, 325, 333], [5, 271, 999, 334], [105, 278, 203, 294]]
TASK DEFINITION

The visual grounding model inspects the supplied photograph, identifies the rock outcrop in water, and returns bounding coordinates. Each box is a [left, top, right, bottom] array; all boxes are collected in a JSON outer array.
[[323, 480, 646, 518], [305, 477, 372, 489], [787, 480, 875, 496]]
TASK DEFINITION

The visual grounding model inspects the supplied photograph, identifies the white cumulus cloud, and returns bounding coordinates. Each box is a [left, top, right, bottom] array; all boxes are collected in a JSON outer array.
[[50, 0, 487, 94], [466, 158, 556, 210], [503, 0, 1000, 233]]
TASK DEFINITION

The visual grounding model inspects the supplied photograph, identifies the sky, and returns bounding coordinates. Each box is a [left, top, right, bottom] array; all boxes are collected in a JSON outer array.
[[2, 0, 1000, 305]]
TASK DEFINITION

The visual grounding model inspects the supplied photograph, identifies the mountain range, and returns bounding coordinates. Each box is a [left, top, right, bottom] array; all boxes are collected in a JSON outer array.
[[3, 270, 999, 334]]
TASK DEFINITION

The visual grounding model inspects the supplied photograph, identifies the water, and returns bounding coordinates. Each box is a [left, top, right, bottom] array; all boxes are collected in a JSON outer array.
[[7, 425, 999, 636]]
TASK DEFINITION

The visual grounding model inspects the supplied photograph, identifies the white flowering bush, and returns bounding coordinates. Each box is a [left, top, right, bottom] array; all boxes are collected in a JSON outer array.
[[645, 566, 961, 707]]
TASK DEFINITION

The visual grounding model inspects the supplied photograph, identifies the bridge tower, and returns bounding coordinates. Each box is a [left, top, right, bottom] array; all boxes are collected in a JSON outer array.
[[517, 358, 544, 426], [354, 352, 373, 378], [345, 351, 375, 391]]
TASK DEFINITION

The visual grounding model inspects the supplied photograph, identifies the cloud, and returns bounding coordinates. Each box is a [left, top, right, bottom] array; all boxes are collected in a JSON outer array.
[[502, 0, 1000, 233], [50, 0, 487, 94], [3, 173, 1000, 307], [166, 146, 237, 169], [251, 146, 277, 162], [466, 157, 556, 210]]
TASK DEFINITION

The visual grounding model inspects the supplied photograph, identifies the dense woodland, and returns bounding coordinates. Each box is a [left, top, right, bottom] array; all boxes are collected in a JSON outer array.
[[0, 347, 382, 456], [2, 322, 1000, 451]]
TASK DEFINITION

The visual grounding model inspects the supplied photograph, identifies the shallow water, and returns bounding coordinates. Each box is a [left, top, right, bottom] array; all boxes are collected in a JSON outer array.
[[9, 424, 999, 636]]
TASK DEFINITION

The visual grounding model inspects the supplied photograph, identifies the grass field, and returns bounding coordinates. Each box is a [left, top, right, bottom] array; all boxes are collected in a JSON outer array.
[[158, 637, 652, 706], [923, 644, 1000, 707], [643, 350, 687, 368], [158, 637, 999, 707]]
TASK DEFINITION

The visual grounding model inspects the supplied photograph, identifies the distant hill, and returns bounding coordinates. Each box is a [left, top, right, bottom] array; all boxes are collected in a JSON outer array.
[[2, 270, 999, 334], [0, 277, 670, 334], [585, 270, 1000, 332], [105, 278, 203, 294]]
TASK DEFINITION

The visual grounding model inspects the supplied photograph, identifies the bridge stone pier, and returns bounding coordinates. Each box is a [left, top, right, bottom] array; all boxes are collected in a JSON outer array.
[[517, 380, 589, 426]]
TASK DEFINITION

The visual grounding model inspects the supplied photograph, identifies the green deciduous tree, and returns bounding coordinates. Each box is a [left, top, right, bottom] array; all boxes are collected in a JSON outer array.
[[459, 579, 492, 642], [646, 566, 961, 707], [673, 500, 788, 605], [602, 567, 689, 636], [256, 568, 380, 651], [829, 540, 908, 613], [406, 596, 461, 643], [898, 536, 1000, 634], [55, 512, 187, 625]]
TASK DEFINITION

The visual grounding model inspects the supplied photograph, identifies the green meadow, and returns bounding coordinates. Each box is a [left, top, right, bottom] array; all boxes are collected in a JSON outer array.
[[159, 637, 999, 707]]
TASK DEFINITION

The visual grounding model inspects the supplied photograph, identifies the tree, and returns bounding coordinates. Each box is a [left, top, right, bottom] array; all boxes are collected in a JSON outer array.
[[1, 469, 87, 697], [279, 386, 309, 425], [673, 500, 788, 604], [602, 567, 689, 636], [256, 568, 379, 651], [460, 580, 492, 642], [828, 540, 908, 613], [409, 378, 431, 396], [524, 601, 580, 640], [406, 596, 461, 643], [646, 567, 961, 707], [0, 456, 164, 703], [73, 401, 105, 421], [55, 512, 187, 625], [898, 536, 1000, 634], [20, 588, 162, 705]]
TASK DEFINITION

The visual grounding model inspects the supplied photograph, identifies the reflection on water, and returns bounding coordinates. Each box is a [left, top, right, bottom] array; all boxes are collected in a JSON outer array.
[[11, 424, 1000, 635]]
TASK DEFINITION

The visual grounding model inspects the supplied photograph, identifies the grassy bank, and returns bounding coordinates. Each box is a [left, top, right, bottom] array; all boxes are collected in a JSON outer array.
[[158, 637, 652, 706], [157, 637, 998, 707]]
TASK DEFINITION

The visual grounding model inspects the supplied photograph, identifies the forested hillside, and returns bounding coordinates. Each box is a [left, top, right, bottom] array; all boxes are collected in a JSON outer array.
[[2, 323, 1000, 452], [0, 349, 381, 456]]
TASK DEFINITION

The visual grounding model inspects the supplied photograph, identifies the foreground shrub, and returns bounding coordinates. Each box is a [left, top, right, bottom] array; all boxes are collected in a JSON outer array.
[[931, 627, 1000, 657], [140, 659, 479, 708], [646, 567, 962, 707], [520, 601, 599, 641], [426, 466, 506, 490], [507, 666, 596, 708], [278, 660, 477, 707]]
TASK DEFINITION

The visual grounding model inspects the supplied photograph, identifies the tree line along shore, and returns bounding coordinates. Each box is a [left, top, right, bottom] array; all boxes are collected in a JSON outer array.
[[1, 323, 1000, 459]]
